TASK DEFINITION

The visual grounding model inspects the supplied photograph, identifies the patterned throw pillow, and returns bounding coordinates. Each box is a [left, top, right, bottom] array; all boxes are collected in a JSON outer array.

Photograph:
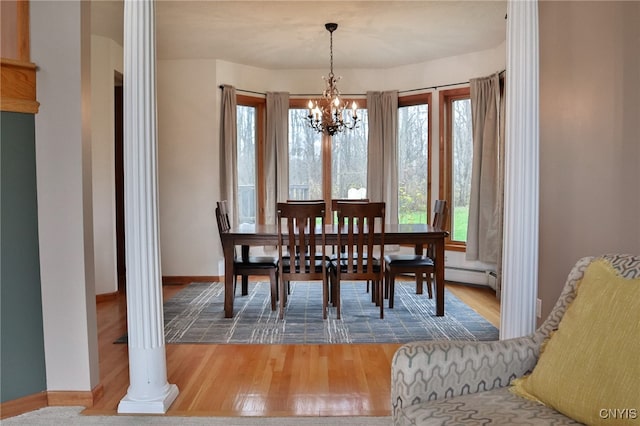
[[511, 259, 640, 425]]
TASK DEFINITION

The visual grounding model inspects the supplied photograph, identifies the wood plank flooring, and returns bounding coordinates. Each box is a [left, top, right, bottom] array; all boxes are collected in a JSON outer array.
[[83, 279, 499, 417]]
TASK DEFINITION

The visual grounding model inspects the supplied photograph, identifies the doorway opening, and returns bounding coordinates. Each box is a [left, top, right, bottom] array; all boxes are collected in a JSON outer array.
[[114, 71, 125, 293]]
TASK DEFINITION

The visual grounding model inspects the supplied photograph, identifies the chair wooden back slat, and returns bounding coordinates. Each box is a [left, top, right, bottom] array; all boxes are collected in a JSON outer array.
[[426, 200, 447, 260], [277, 201, 326, 275], [216, 200, 240, 259], [331, 198, 369, 226], [335, 201, 385, 276], [276, 201, 328, 319], [332, 201, 386, 319], [432, 199, 447, 230], [216, 200, 231, 234]]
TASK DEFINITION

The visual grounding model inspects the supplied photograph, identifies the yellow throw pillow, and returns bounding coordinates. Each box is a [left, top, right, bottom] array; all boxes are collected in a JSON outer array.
[[511, 259, 640, 425]]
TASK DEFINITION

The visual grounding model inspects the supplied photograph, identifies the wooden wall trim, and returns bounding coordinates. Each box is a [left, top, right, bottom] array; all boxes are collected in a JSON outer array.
[[0, 383, 104, 419], [162, 275, 220, 285], [96, 291, 119, 303], [1, 58, 39, 113], [0, 392, 47, 420], [47, 384, 104, 408]]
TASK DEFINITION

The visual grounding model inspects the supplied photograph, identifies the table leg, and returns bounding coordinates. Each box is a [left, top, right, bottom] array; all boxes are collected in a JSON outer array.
[[241, 245, 250, 295], [435, 238, 445, 316], [224, 243, 235, 318]]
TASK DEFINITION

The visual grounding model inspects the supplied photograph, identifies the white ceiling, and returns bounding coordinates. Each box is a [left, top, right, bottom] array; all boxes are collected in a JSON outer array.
[[91, 1, 506, 70]]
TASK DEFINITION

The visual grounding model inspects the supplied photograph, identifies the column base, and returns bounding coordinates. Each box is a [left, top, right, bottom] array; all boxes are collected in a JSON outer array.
[[117, 384, 179, 414]]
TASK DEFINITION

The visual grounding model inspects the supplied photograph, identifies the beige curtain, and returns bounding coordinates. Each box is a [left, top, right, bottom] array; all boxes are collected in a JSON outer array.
[[495, 77, 506, 298], [367, 90, 399, 224], [467, 72, 505, 296], [220, 84, 238, 224], [265, 92, 289, 224]]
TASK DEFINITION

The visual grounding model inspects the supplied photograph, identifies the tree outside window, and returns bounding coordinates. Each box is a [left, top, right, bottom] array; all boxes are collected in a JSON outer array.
[[236, 104, 256, 224], [288, 109, 323, 200], [398, 98, 429, 224], [331, 109, 368, 199], [440, 88, 473, 249], [451, 98, 472, 242]]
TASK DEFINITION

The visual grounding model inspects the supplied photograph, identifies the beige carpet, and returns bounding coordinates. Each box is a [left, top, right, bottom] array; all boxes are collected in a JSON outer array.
[[4, 407, 391, 425]]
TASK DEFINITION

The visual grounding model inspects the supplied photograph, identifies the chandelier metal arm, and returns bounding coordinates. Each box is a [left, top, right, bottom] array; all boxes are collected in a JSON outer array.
[[306, 23, 359, 136]]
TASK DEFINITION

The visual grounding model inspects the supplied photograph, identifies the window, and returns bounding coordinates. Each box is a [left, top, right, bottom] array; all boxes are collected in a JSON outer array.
[[288, 99, 368, 221], [234, 93, 432, 227], [288, 108, 323, 200], [397, 93, 431, 224], [439, 88, 473, 250], [236, 95, 265, 224], [331, 110, 368, 199]]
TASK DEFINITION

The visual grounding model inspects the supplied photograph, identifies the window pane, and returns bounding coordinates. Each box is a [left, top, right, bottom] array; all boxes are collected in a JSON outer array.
[[398, 104, 428, 224], [452, 99, 472, 241], [288, 109, 323, 200], [331, 109, 368, 199], [236, 105, 256, 224]]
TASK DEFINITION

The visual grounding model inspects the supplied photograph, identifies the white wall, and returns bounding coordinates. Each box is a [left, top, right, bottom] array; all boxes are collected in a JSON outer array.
[[91, 35, 123, 295], [538, 1, 640, 321], [156, 59, 220, 276], [156, 42, 505, 284], [32, 0, 100, 392]]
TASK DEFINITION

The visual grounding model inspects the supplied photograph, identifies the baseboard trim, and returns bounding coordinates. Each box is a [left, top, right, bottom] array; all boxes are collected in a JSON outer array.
[[0, 391, 47, 419], [96, 291, 119, 303], [162, 275, 219, 285], [47, 383, 104, 408]]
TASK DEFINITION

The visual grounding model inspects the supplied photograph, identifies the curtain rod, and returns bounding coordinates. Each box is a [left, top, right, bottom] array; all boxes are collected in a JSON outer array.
[[399, 69, 505, 93], [219, 70, 505, 97]]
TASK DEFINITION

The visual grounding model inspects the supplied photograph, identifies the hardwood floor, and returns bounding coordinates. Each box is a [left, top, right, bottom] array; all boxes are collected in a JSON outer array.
[[83, 279, 499, 417]]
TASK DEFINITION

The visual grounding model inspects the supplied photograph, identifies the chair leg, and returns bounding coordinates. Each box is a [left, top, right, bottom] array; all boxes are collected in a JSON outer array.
[[384, 269, 390, 300], [371, 278, 376, 304], [336, 279, 341, 320], [426, 273, 433, 299], [416, 272, 423, 294], [379, 277, 384, 319], [388, 274, 396, 309], [373, 280, 380, 306], [322, 274, 328, 320], [330, 270, 338, 307], [269, 270, 277, 311], [242, 275, 249, 296], [279, 279, 288, 319]]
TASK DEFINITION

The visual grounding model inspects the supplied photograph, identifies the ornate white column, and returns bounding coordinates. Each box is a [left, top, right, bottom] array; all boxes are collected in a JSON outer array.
[[118, 0, 179, 413], [500, 0, 540, 340]]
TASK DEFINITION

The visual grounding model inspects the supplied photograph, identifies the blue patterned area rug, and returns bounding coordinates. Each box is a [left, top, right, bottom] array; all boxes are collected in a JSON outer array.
[[117, 281, 498, 344]]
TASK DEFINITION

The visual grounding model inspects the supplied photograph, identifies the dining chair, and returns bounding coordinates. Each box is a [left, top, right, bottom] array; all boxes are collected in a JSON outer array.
[[330, 198, 372, 300], [276, 201, 330, 319], [215, 200, 279, 311], [384, 200, 447, 309], [331, 201, 386, 319], [283, 200, 328, 293]]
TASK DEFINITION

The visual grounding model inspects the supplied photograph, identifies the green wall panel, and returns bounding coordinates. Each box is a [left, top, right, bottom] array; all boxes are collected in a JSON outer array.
[[1, 111, 47, 403]]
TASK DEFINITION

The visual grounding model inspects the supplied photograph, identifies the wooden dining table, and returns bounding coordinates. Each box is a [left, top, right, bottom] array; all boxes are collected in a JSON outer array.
[[220, 223, 448, 318]]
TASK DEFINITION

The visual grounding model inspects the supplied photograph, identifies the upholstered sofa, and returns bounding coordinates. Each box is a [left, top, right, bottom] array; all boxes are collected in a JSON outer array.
[[391, 254, 640, 425]]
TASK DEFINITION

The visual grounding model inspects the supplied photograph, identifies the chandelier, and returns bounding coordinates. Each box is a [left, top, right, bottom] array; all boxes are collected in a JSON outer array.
[[306, 23, 359, 136]]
